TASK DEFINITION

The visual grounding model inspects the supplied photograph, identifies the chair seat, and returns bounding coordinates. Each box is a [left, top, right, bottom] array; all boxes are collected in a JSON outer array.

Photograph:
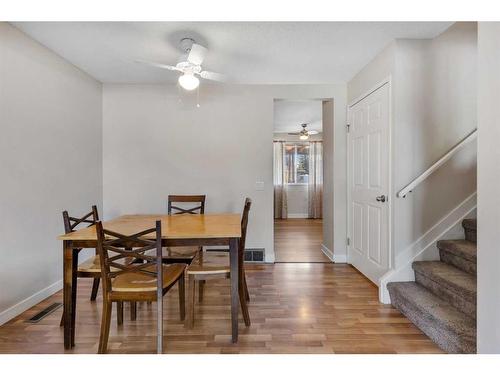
[[164, 246, 200, 259], [112, 264, 185, 292], [78, 255, 120, 274], [187, 264, 230, 275], [77, 255, 102, 273]]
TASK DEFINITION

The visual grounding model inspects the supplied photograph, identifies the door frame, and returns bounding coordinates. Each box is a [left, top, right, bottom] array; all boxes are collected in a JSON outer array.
[[272, 97, 335, 264], [346, 77, 393, 282]]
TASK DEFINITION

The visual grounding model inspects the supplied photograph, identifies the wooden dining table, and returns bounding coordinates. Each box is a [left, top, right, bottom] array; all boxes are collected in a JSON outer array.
[[57, 213, 243, 349]]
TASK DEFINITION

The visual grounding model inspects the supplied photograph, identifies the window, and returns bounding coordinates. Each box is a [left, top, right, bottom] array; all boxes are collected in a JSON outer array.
[[284, 143, 310, 184]]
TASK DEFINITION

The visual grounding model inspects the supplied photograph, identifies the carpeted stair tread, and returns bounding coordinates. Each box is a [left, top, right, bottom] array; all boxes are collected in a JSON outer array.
[[387, 281, 476, 353], [462, 219, 477, 231], [462, 219, 477, 243], [412, 261, 476, 302], [437, 240, 476, 263]]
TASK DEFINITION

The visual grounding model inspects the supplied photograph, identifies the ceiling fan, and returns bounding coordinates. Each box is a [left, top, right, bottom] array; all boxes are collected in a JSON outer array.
[[288, 123, 319, 140], [137, 38, 225, 91]]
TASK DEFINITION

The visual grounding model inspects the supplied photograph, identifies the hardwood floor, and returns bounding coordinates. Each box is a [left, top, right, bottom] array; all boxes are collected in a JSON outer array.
[[274, 219, 330, 262], [0, 255, 442, 354]]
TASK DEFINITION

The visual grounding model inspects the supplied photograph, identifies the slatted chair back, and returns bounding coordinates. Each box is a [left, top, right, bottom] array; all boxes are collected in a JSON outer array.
[[63, 205, 99, 234], [240, 198, 252, 252], [168, 195, 206, 215], [95, 221, 163, 297]]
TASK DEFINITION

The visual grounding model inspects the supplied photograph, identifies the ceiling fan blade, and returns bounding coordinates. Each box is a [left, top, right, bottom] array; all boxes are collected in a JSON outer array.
[[288, 132, 300, 135], [308, 130, 319, 135], [135, 60, 181, 71], [200, 70, 226, 82], [187, 43, 207, 65]]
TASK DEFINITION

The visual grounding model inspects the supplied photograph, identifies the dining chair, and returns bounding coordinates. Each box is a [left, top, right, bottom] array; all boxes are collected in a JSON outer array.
[[184, 198, 252, 329], [166, 194, 207, 301], [127, 195, 206, 322], [165, 194, 206, 262], [95, 220, 186, 354], [59, 205, 102, 326]]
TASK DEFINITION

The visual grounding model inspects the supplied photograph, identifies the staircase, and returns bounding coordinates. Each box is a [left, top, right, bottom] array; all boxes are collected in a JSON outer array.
[[388, 219, 477, 353]]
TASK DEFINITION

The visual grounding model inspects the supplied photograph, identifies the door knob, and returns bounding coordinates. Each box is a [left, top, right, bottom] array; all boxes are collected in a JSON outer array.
[[376, 195, 387, 202]]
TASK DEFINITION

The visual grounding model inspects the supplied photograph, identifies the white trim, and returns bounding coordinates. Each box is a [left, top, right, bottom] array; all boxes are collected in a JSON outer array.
[[321, 244, 347, 263], [321, 244, 334, 261], [286, 213, 309, 219], [0, 279, 62, 326], [348, 77, 392, 108], [333, 253, 348, 263], [379, 192, 477, 303]]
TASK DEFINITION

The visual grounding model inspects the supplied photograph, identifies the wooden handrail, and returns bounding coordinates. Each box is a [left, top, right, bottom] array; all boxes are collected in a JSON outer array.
[[397, 128, 477, 198]]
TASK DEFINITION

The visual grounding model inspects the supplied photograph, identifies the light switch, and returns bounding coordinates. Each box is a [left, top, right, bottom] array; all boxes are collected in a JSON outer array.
[[255, 181, 265, 191]]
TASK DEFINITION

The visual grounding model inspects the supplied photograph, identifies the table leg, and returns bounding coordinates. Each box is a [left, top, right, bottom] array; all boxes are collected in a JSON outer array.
[[63, 240, 73, 349], [229, 237, 239, 343], [70, 249, 79, 346]]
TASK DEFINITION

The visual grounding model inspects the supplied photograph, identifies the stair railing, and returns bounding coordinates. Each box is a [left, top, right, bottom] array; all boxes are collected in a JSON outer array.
[[397, 128, 477, 198]]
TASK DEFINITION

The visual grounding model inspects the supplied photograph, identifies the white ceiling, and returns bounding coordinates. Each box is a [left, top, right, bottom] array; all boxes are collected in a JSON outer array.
[[274, 100, 322, 133], [12, 22, 452, 84]]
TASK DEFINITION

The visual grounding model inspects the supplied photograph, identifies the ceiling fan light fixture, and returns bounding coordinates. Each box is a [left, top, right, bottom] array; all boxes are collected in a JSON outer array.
[[178, 73, 199, 90], [299, 134, 309, 140]]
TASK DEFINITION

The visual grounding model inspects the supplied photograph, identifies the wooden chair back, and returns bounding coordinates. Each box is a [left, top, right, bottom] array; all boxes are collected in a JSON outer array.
[[168, 195, 206, 215], [240, 198, 252, 252], [95, 221, 163, 295], [63, 205, 99, 234]]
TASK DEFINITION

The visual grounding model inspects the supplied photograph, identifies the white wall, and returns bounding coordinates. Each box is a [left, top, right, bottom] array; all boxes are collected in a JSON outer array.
[[348, 23, 477, 282], [0, 23, 102, 324], [103, 84, 346, 262], [477, 21, 500, 354], [392, 23, 477, 266]]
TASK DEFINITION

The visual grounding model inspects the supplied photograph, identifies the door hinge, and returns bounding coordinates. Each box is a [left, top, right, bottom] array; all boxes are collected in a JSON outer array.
[[346, 123, 350, 133], [347, 237, 351, 246]]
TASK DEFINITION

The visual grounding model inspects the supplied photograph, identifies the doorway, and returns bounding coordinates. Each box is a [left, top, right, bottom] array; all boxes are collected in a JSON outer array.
[[347, 82, 391, 283], [273, 99, 331, 263]]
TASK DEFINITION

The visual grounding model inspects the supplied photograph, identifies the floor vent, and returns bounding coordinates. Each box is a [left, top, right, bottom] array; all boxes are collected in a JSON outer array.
[[206, 248, 265, 262], [26, 302, 62, 323], [244, 248, 265, 262]]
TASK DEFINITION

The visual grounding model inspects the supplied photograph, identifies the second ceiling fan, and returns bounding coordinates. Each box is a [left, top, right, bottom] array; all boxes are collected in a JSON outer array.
[[288, 123, 319, 140]]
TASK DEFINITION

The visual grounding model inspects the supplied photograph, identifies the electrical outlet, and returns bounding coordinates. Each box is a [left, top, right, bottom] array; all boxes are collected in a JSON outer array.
[[255, 181, 265, 191]]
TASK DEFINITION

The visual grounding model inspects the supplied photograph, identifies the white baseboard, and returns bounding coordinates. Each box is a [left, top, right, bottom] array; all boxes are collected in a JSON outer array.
[[321, 244, 334, 261], [333, 253, 348, 263], [0, 279, 62, 326], [321, 244, 347, 263], [379, 192, 477, 304], [287, 213, 309, 219]]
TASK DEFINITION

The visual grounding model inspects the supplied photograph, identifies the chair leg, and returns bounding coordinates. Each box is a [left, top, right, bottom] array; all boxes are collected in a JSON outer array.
[[59, 313, 64, 327], [98, 300, 112, 354], [90, 278, 100, 301], [197, 247, 205, 302], [198, 280, 205, 302], [178, 273, 185, 321], [185, 274, 196, 329], [198, 246, 203, 265], [130, 302, 137, 321], [117, 301, 123, 326], [239, 285, 251, 327], [243, 271, 250, 302], [238, 250, 251, 327]]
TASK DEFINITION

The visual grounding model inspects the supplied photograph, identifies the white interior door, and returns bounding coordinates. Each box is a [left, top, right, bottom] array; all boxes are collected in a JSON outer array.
[[347, 83, 390, 284]]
